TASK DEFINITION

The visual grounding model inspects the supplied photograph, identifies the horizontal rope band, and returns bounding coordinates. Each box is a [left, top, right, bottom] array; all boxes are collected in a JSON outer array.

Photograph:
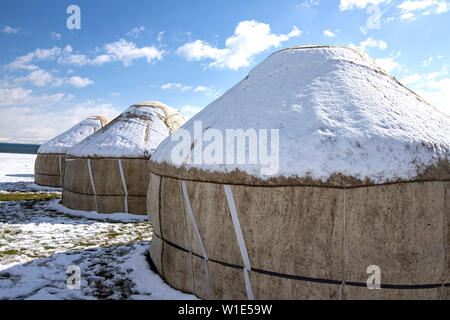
[[148, 168, 449, 190], [62, 188, 147, 198], [34, 172, 61, 177], [65, 156, 150, 161], [152, 232, 450, 290], [36, 153, 67, 156]]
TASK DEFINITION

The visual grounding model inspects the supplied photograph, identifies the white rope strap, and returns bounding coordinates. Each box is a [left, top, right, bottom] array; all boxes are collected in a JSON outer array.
[[439, 276, 448, 300], [58, 155, 62, 186], [177, 146, 198, 295], [181, 180, 213, 299], [87, 159, 98, 212], [117, 159, 128, 213], [178, 178, 196, 293], [339, 187, 347, 300], [224, 184, 254, 300]]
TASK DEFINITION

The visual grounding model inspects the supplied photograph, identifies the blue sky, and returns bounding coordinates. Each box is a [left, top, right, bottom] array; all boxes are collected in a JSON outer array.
[[0, 0, 449, 143]]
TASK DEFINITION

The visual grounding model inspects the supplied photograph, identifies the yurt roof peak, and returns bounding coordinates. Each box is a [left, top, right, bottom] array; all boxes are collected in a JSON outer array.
[[37, 116, 108, 155], [150, 46, 449, 186], [67, 102, 185, 159], [86, 115, 110, 127]]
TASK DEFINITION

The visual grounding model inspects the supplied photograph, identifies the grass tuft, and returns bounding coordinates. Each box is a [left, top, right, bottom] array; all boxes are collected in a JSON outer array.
[[0, 192, 61, 202]]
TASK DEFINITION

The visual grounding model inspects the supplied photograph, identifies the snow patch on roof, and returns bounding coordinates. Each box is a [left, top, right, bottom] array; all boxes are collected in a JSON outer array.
[[151, 46, 450, 183], [68, 102, 184, 158], [38, 118, 104, 154]]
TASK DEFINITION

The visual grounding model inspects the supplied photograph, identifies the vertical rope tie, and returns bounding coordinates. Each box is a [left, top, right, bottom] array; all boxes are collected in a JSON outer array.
[[87, 159, 98, 212], [181, 180, 213, 299], [224, 184, 254, 300], [157, 174, 165, 279], [58, 155, 62, 186], [439, 276, 448, 300], [339, 187, 348, 300], [117, 159, 128, 213], [177, 146, 198, 294], [178, 176, 196, 292]]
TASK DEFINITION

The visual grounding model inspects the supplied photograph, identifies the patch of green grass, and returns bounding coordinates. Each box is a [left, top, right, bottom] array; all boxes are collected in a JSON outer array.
[[0, 249, 22, 256], [2, 229, 21, 235], [0, 192, 61, 201]]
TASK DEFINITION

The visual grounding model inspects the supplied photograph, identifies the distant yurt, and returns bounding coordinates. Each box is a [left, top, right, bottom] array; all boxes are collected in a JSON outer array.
[[62, 101, 185, 215], [147, 46, 450, 299], [34, 116, 109, 187]]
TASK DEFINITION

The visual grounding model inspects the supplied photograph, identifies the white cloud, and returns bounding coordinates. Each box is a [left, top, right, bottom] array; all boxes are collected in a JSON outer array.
[[34, 47, 62, 61], [422, 56, 433, 66], [157, 31, 165, 42], [299, 0, 321, 7], [58, 45, 106, 67], [373, 51, 402, 72], [1, 26, 20, 34], [399, 69, 450, 115], [6, 53, 37, 71], [421, 54, 444, 66], [126, 26, 145, 38], [194, 86, 208, 92], [110, 92, 120, 96], [400, 73, 423, 85], [0, 103, 121, 144], [398, 0, 449, 20], [11, 68, 94, 88], [160, 83, 213, 94], [375, 57, 401, 72], [57, 45, 89, 66], [18, 69, 54, 87], [96, 39, 164, 66], [417, 78, 450, 115], [0, 80, 10, 88], [179, 105, 204, 119], [90, 54, 111, 66], [161, 83, 192, 92], [398, 0, 448, 12], [177, 20, 301, 70], [6, 47, 62, 70], [8, 41, 164, 71], [349, 37, 387, 52], [65, 76, 94, 88], [339, 0, 391, 10], [0, 87, 65, 107], [400, 12, 417, 19], [51, 32, 62, 40], [63, 45, 73, 54], [323, 30, 336, 37]]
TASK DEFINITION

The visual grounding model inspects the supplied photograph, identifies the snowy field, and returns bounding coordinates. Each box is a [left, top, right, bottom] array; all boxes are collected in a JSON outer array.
[[0, 153, 195, 300]]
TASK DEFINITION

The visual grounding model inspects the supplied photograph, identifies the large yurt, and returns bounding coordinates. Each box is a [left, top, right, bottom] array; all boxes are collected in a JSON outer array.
[[34, 116, 109, 187], [62, 101, 185, 215], [146, 46, 449, 299]]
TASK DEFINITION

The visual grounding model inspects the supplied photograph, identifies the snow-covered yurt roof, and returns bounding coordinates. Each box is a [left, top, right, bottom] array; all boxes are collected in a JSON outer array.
[[68, 101, 185, 158], [151, 46, 450, 185], [38, 116, 109, 154]]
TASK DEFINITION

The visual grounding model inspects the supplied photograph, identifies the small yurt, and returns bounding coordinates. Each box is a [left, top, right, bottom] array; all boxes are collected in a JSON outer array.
[[62, 101, 185, 215], [34, 116, 109, 187], [146, 46, 449, 299]]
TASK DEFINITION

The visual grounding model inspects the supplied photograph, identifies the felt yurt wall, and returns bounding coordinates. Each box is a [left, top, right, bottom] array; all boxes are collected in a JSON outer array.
[[34, 116, 109, 187], [62, 101, 185, 215], [146, 46, 449, 299]]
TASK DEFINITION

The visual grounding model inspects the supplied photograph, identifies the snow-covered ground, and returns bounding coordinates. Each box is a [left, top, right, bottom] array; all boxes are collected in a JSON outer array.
[[0, 153, 59, 192], [0, 152, 195, 300]]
